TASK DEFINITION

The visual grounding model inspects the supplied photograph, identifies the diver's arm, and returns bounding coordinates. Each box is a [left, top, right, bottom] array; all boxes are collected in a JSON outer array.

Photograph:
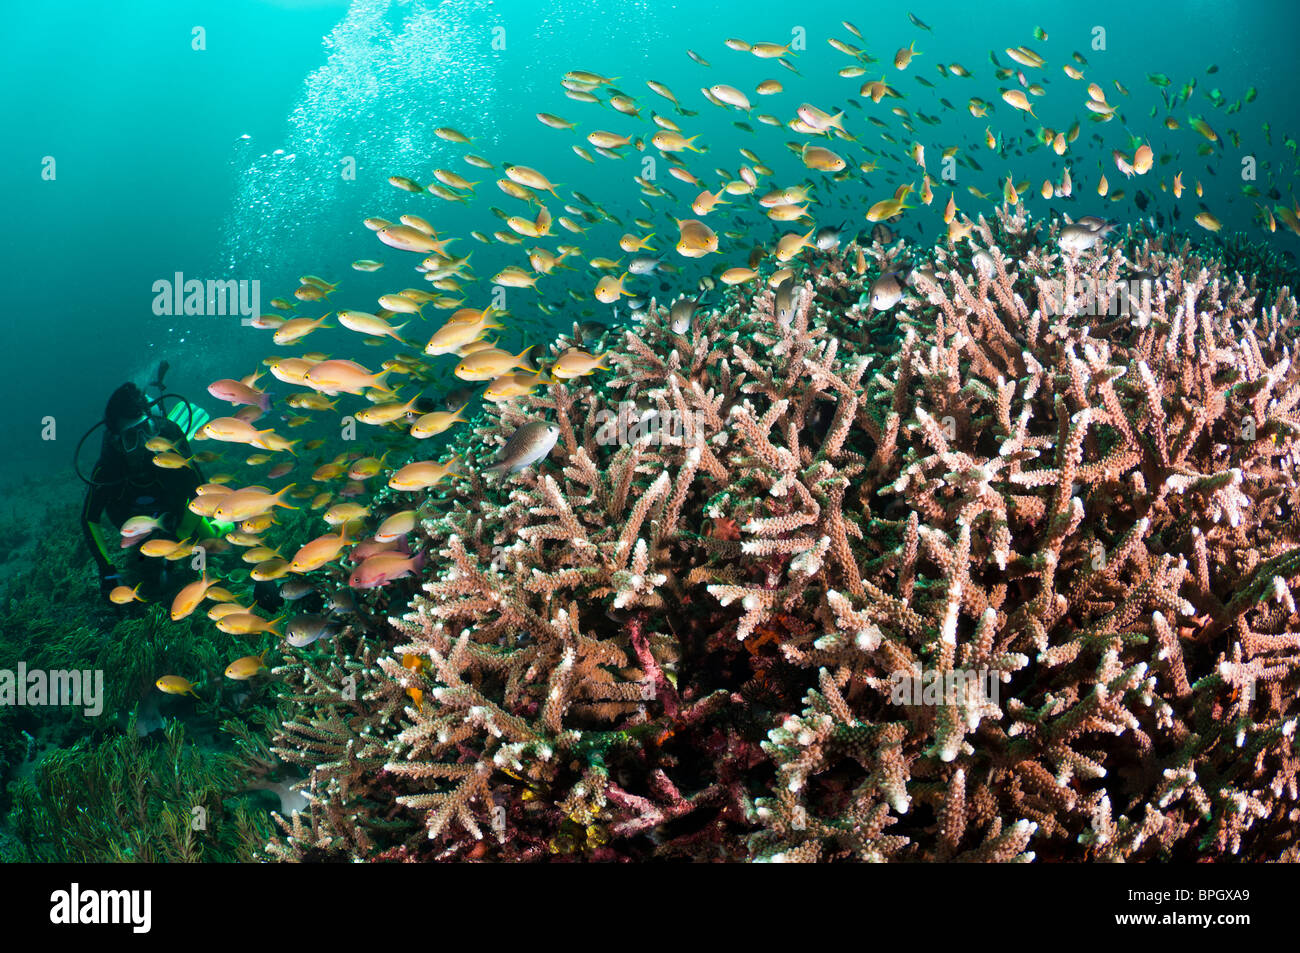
[[149, 361, 170, 395]]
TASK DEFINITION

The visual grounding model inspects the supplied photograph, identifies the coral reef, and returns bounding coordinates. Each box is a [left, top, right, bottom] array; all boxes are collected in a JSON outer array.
[[265, 210, 1300, 861]]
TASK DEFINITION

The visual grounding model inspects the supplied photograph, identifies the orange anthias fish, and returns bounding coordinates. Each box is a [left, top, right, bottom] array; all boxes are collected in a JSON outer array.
[[170, 573, 219, 621], [290, 526, 353, 573], [348, 550, 425, 589], [212, 485, 298, 523]]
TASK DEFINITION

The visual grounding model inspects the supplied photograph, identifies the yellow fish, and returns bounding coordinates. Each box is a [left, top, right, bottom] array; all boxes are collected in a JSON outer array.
[[224, 650, 270, 681], [389, 457, 462, 491], [455, 346, 536, 381], [484, 369, 551, 400], [216, 614, 282, 638], [1194, 211, 1221, 232], [212, 485, 297, 523], [595, 272, 631, 303], [410, 405, 468, 439], [504, 164, 560, 197], [109, 584, 145, 605], [156, 675, 200, 698], [424, 313, 504, 355], [152, 451, 192, 470], [355, 397, 421, 426], [140, 537, 191, 559], [290, 526, 352, 573], [251, 558, 292, 581], [1001, 88, 1036, 118], [675, 219, 718, 257]]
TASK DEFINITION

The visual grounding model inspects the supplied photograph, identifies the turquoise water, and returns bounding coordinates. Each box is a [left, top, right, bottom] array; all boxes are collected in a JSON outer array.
[[3, 0, 1298, 491]]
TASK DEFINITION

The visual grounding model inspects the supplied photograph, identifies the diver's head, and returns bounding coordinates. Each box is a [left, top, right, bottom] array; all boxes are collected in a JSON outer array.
[[104, 383, 157, 453], [105, 383, 150, 433]]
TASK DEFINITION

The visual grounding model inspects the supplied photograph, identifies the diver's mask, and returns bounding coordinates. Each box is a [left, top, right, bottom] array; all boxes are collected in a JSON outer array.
[[114, 412, 159, 455]]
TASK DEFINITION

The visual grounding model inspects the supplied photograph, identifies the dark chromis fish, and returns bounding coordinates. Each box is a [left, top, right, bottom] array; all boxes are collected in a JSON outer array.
[[484, 421, 561, 475], [327, 589, 357, 615], [442, 386, 477, 411], [278, 577, 316, 601], [814, 222, 845, 251], [575, 320, 607, 344], [774, 276, 801, 327], [868, 270, 906, 310], [286, 614, 343, 648], [669, 295, 698, 334]]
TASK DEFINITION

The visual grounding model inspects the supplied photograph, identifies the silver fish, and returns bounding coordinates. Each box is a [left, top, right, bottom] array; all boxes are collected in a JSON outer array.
[[1059, 217, 1117, 253], [628, 256, 662, 275], [485, 421, 561, 475], [972, 249, 996, 277]]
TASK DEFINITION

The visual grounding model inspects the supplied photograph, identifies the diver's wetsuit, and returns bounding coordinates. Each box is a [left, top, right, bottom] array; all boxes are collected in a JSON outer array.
[[81, 394, 206, 599]]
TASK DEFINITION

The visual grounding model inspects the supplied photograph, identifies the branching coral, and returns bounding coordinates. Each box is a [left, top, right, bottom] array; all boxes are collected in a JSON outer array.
[[266, 213, 1300, 862]]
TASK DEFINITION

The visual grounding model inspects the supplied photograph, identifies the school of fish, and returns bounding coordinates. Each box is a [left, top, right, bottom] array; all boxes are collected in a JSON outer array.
[[137, 12, 1298, 700]]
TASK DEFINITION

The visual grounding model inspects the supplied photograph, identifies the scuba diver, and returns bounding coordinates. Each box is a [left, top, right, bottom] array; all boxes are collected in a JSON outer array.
[[79, 362, 226, 603]]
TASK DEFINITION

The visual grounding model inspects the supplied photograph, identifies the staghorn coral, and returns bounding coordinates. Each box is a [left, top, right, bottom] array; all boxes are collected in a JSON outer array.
[[266, 211, 1300, 862]]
